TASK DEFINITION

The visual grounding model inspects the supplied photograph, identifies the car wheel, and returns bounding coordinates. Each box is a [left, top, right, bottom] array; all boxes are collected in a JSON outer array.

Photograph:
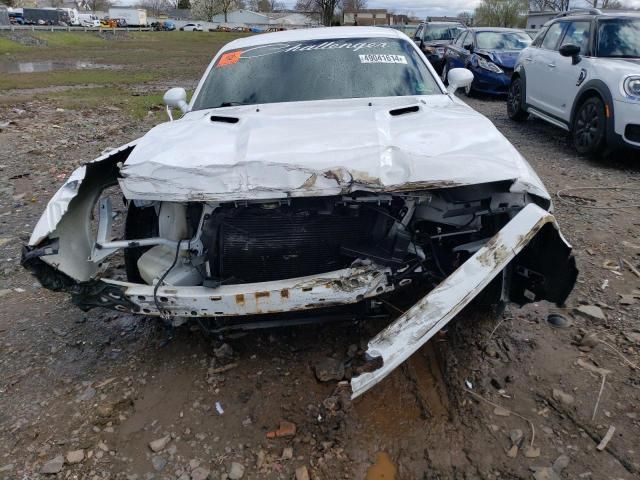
[[441, 63, 448, 85], [507, 77, 529, 122], [572, 96, 606, 156]]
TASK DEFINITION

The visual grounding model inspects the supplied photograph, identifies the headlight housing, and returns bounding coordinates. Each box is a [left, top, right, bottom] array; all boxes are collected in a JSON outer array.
[[623, 75, 640, 99], [476, 55, 503, 74]]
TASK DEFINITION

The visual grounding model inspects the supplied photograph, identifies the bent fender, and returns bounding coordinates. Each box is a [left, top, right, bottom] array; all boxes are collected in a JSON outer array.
[[350, 203, 576, 399]]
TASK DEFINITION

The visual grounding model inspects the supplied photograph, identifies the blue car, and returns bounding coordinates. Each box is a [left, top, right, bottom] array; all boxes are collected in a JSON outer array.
[[442, 28, 532, 96]]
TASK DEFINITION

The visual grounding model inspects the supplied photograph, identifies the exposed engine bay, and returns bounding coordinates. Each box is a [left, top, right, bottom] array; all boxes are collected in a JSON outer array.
[[22, 147, 577, 398]]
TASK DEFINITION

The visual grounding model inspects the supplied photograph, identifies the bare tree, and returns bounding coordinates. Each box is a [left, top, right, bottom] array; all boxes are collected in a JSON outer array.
[[218, 0, 236, 21], [475, 0, 527, 27], [583, 0, 623, 8], [295, 0, 340, 25], [83, 0, 112, 12], [254, 0, 285, 11], [140, 0, 169, 17], [192, 0, 217, 20], [192, 0, 238, 21], [457, 11, 473, 26], [342, 0, 366, 12], [529, 0, 569, 11]]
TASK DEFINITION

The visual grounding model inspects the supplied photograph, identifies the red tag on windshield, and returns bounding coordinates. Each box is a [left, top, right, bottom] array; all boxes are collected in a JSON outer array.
[[217, 50, 242, 67]]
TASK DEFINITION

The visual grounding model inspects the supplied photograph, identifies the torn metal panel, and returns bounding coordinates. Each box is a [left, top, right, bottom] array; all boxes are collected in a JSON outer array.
[[29, 141, 138, 247], [101, 263, 394, 316], [350, 203, 571, 399], [28, 143, 136, 282], [118, 96, 550, 202]]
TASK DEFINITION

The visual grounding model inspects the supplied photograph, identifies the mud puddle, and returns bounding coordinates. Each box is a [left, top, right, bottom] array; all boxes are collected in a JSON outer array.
[[366, 452, 397, 479], [0, 60, 122, 74]]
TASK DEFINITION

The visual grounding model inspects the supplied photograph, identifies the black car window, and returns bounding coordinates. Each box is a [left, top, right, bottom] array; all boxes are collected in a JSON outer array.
[[423, 24, 463, 41], [597, 18, 640, 58], [455, 31, 468, 47], [463, 32, 474, 49], [560, 21, 591, 55], [193, 38, 442, 110], [542, 22, 565, 50], [532, 26, 549, 47], [475, 31, 531, 50], [414, 25, 424, 41]]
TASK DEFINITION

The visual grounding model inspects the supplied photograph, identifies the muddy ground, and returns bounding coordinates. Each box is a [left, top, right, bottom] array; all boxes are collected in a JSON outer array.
[[1, 32, 640, 480]]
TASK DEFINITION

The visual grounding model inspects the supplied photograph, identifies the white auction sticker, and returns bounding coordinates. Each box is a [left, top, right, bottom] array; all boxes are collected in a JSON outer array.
[[359, 54, 407, 64]]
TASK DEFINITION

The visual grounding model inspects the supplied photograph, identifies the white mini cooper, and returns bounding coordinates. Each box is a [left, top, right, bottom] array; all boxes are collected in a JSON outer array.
[[508, 10, 640, 155]]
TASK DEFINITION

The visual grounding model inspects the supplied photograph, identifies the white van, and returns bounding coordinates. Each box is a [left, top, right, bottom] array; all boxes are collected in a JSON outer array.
[[78, 12, 100, 27]]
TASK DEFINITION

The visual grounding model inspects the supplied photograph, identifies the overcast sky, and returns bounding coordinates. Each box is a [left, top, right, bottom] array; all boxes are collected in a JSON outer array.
[[280, 0, 640, 17]]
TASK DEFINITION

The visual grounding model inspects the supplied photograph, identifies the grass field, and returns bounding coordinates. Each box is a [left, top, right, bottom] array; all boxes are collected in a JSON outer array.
[[0, 30, 250, 117]]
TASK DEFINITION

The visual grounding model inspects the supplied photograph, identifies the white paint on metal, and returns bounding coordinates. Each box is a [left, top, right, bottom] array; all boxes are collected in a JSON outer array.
[[350, 203, 568, 399], [102, 262, 394, 316]]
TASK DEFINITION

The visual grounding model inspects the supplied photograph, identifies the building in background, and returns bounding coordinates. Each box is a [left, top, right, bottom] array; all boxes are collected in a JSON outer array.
[[526, 10, 556, 29], [343, 8, 390, 26], [210, 9, 319, 29]]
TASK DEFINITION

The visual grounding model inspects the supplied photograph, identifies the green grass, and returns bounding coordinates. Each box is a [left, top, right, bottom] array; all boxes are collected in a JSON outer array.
[[31, 31, 107, 47], [0, 70, 156, 90], [0, 37, 27, 54], [42, 87, 166, 119]]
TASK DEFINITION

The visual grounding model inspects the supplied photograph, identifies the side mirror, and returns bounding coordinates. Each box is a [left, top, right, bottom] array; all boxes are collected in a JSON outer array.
[[559, 43, 581, 64], [464, 43, 474, 53], [447, 68, 474, 94], [163, 87, 188, 121]]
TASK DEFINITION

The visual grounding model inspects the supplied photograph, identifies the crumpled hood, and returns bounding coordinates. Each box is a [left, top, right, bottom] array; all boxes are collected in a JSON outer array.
[[119, 96, 548, 202], [476, 49, 521, 69]]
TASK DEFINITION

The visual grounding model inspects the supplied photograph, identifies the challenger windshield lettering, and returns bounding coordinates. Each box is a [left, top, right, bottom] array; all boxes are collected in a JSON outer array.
[[192, 38, 440, 110]]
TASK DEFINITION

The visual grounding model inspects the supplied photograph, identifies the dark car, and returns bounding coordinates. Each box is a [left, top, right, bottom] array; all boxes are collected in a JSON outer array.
[[413, 21, 466, 73], [442, 27, 532, 96]]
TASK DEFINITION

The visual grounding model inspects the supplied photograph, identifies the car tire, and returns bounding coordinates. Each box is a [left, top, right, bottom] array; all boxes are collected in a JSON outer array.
[[441, 63, 448, 85], [572, 96, 607, 157], [507, 77, 529, 122]]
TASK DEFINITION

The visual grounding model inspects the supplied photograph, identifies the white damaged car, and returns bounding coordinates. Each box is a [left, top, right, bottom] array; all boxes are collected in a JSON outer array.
[[22, 27, 577, 398]]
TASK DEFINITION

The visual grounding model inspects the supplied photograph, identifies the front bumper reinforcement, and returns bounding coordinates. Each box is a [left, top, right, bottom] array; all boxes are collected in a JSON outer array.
[[350, 203, 572, 398]]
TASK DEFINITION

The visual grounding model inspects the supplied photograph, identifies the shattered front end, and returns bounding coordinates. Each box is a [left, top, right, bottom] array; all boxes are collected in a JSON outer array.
[[22, 145, 577, 397]]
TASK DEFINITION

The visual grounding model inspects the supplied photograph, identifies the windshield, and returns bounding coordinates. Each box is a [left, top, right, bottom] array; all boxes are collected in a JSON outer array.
[[597, 18, 640, 58], [475, 31, 532, 50], [424, 24, 463, 41], [193, 38, 441, 110]]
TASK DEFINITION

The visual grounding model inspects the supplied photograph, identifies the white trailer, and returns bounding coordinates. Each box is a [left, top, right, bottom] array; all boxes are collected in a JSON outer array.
[[108, 7, 147, 26]]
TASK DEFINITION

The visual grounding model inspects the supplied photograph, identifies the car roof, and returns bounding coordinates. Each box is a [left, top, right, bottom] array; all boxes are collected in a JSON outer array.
[[420, 21, 462, 25], [545, 10, 640, 26], [467, 27, 526, 32], [223, 26, 404, 50]]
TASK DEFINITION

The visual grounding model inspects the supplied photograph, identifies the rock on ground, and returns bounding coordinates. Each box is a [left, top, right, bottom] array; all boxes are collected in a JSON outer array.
[[41, 455, 64, 474], [149, 435, 170, 452], [228, 461, 245, 479], [66, 449, 84, 464]]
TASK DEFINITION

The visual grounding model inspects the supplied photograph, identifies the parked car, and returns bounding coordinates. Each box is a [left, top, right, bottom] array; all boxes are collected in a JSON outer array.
[[23, 27, 576, 398], [442, 27, 532, 96], [413, 21, 466, 73], [508, 9, 640, 155], [152, 20, 175, 31], [181, 23, 203, 31], [9, 12, 25, 24]]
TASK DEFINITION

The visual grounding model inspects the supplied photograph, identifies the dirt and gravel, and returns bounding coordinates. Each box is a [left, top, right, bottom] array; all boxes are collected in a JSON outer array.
[[1, 50, 640, 479]]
